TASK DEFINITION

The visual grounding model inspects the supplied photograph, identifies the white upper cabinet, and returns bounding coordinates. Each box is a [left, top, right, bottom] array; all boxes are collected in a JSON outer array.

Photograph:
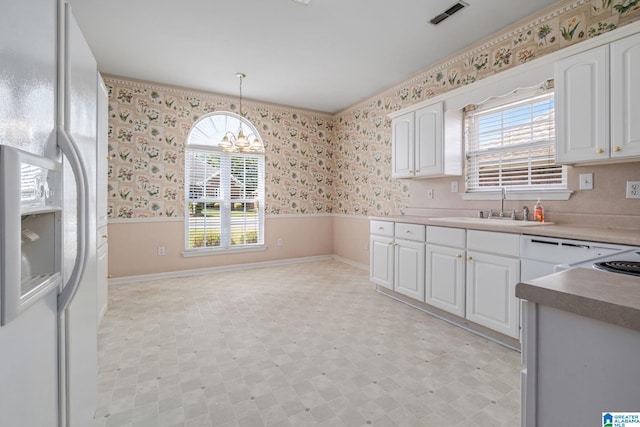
[[611, 33, 640, 159], [555, 45, 609, 163], [415, 104, 443, 176], [391, 102, 461, 178], [391, 112, 414, 178], [556, 32, 640, 164]]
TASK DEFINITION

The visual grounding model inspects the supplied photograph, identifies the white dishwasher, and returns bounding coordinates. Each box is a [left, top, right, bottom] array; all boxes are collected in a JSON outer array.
[[520, 235, 632, 281]]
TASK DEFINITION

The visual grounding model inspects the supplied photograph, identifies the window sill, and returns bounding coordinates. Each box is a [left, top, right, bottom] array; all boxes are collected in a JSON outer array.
[[182, 244, 267, 258], [460, 189, 573, 201]]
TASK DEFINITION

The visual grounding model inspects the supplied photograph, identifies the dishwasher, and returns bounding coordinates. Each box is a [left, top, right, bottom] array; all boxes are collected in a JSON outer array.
[[520, 235, 633, 281]]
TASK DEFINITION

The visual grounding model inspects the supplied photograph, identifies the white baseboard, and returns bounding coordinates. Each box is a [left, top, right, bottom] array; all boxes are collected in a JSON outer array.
[[331, 254, 368, 271], [108, 254, 345, 285]]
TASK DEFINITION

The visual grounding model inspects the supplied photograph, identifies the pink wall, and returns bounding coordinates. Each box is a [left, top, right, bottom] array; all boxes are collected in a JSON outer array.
[[108, 216, 334, 278]]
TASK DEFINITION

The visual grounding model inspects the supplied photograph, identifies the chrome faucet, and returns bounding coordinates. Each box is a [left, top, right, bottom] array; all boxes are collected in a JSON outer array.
[[500, 186, 506, 217]]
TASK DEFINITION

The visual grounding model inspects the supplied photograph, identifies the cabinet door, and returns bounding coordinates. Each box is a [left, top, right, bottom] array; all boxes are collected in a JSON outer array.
[[555, 45, 609, 164], [466, 251, 520, 338], [394, 239, 425, 301], [415, 102, 443, 177], [425, 244, 465, 317], [391, 112, 414, 178], [611, 33, 640, 159], [370, 235, 394, 289]]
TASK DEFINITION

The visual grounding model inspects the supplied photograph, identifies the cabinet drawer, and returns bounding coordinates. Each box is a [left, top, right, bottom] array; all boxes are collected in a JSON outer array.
[[370, 220, 394, 237], [467, 230, 519, 257], [427, 226, 465, 248], [395, 223, 426, 242]]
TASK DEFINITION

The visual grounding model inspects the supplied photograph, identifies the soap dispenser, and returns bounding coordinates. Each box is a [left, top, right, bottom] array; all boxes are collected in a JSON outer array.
[[533, 198, 544, 222]]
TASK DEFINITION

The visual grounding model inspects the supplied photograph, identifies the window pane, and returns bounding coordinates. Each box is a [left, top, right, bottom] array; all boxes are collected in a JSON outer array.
[[187, 201, 221, 248], [465, 90, 563, 191], [229, 202, 260, 246]]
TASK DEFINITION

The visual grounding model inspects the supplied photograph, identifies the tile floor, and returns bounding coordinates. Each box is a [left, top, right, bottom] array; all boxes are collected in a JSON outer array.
[[93, 259, 521, 427]]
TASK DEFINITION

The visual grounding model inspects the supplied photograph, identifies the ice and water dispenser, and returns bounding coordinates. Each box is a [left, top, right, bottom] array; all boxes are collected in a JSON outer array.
[[1, 145, 63, 325]]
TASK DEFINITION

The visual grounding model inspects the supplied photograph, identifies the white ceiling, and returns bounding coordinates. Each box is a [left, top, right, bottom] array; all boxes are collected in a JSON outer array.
[[68, 0, 561, 114]]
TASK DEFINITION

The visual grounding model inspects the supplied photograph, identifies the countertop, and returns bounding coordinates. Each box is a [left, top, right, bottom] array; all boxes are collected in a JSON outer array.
[[369, 215, 640, 247], [516, 268, 640, 331]]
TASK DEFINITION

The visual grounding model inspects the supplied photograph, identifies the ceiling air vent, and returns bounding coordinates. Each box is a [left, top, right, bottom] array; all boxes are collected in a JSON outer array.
[[429, 1, 468, 25]]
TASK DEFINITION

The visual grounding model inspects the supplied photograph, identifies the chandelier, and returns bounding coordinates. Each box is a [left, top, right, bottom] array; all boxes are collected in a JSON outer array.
[[219, 73, 263, 153]]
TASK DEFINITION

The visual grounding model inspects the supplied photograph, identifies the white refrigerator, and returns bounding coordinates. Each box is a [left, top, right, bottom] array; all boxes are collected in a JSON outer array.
[[0, 0, 101, 425]]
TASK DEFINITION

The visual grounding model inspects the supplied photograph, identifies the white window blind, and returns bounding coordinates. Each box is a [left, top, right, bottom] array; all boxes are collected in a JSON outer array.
[[185, 148, 264, 250], [465, 89, 566, 192]]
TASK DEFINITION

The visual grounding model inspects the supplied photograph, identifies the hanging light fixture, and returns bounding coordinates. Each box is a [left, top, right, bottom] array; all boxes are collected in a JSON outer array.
[[219, 73, 263, 153]]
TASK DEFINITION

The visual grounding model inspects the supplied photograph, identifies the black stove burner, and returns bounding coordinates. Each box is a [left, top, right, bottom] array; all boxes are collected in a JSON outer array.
[[593, 260, 640, 277]]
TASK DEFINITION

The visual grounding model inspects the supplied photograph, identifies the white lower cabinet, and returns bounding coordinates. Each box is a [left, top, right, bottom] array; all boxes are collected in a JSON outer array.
[[466, 251, 520, 337], [370, 233, 394, 289], [394, 238, 425, 300], [425, 226, 466, 317], [370, 221, 426, 300], [466, 230, 521, 338], [426, 244, 465, 316], [371, 222, 522, 339]]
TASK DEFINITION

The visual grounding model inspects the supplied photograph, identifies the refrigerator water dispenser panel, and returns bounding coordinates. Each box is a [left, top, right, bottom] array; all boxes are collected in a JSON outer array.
[[1, 146, 62, 325]]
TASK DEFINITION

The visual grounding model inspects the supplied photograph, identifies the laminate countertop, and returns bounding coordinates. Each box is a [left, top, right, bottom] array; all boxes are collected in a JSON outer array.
[[516, 268, 640, 332], [369, 215, 640, 247]]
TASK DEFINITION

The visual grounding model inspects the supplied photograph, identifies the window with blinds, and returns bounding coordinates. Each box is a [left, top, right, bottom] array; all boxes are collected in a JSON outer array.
[[464, 88, 566, 192], [185, 113, 265, 251]]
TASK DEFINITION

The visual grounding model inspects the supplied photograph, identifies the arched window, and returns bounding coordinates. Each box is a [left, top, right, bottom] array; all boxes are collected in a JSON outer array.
[[184, 112, 265, 252]]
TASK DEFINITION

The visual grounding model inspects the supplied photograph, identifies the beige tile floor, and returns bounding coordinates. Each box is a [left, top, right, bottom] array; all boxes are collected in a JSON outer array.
[[93, 259, 521, 427]]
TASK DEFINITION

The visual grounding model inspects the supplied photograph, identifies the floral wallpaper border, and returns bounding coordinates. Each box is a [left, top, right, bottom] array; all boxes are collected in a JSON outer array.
[[106, 0, 640, 220]]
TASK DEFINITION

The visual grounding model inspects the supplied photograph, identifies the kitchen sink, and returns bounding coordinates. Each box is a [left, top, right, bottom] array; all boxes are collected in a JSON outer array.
[[432, 217, 554, 227]]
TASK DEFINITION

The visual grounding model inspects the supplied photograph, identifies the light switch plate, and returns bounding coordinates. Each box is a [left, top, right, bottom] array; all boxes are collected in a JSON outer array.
[[626, 181, 640, 199], [579, 173, 593, 190], [427, 189, 434, 199]]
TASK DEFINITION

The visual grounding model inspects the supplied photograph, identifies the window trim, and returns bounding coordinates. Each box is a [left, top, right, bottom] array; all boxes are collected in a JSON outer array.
[[463, 82, 568, 197], [184, 112, 265, 254]]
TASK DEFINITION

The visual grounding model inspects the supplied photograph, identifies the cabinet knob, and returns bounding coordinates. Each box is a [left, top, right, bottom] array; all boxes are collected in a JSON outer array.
[[107, 274, 112, 279], [378, 226, 384, 230], [387, 242, 393, 246], [596, 148, 604, 154], [613, 146, 622, 152], [405, 230, 411, 234], [456, 254, 462, 259], [394, 243, 399, 247], [467, 256, 473, 261], [102, 234, 108, 239]]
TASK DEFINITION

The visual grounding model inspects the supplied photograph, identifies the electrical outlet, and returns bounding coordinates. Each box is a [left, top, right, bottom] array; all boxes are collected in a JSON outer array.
[[451, 181, 459, 193], [626, 181, 640, 199], [427, 189, 434, 199], [277, 238, 283, 246], [579, 173, 593, 190], [157, 246, 165, 256]]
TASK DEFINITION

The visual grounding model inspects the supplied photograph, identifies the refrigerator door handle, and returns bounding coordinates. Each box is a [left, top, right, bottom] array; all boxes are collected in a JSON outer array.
[[56, 127, 90, 314]]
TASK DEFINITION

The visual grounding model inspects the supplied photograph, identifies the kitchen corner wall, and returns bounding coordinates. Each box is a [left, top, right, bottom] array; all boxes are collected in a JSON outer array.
[[106, 0, 640, 278]]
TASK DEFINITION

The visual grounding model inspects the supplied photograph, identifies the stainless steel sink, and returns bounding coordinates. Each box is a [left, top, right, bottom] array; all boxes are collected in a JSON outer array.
[[432, 217, 554, 227]]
